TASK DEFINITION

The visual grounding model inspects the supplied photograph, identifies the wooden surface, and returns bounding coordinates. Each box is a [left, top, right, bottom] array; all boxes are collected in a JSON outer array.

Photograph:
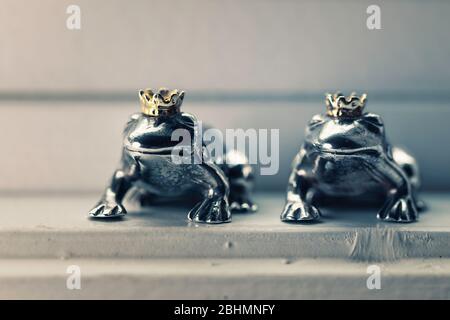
[[1, 192, 449, 261], [1, 258, 449, 299], [0, 192, 449, 299]]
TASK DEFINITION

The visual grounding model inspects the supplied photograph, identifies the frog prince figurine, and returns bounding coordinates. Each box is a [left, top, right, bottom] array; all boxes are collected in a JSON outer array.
[[281, 92, 425, 223], [89, 88, 257, 223]]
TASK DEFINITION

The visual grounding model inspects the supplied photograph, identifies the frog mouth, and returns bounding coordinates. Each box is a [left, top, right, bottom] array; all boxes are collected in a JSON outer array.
[[124, 143, 174, 155], [311, 143, 382, 156]]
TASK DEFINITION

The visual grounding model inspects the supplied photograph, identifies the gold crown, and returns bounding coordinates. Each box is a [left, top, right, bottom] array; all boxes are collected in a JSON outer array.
[[139, 88, 185, 116], [325, 92, 367, 118]]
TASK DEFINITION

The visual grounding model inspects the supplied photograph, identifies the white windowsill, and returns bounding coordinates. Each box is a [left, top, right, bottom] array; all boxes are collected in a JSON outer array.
[[0, 192, 449, 260], [0, 192, 449, 299]]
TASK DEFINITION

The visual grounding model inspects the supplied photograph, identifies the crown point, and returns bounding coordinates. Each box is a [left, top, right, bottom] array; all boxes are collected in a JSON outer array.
[[325, 91, 367, 118], [139, 88, 184, 117]]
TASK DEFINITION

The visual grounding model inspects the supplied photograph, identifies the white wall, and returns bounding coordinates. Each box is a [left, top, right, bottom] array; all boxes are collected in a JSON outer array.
[[0, 0, 449, 192], [0, 100, 448, 192], [1, 0, 450, 92]]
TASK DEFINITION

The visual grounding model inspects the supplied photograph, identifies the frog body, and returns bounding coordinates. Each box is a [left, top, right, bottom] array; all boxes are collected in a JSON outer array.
[[89, 88, 256, 224], [281, 92, 425, 223]]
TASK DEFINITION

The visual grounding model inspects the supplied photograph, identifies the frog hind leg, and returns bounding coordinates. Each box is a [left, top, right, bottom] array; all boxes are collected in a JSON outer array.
[[392, 147, 426, 212], [127, 188, 157, 207], [219, 150, 257, 213], [281, 150, 321, 222], [188, 162, 231, 224]]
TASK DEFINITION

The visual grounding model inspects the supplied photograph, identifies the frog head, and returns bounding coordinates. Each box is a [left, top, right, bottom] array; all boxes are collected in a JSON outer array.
[[306, 92, 385, 153], [123, 88, 189, 154]]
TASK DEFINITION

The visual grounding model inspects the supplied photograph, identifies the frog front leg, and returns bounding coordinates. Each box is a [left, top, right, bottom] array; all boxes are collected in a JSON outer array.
[[364, 154, 418, 222], [392, 147, 426, 212], [188, 162, 231, 224], [89, 163, 139, 218], [281, 150, 321, 222]]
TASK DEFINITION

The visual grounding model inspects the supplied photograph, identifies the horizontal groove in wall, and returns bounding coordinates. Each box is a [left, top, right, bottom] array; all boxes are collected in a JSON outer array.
[[1, 91, 450, 104]]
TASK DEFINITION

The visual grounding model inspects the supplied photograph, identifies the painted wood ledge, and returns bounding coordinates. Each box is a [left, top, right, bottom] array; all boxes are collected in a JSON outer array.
[[0, 258, 449, 299], [0, 192, 449, 261]]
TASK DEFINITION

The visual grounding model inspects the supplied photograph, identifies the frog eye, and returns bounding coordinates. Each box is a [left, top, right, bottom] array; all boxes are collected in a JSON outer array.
[[309, 114, 324, 127]]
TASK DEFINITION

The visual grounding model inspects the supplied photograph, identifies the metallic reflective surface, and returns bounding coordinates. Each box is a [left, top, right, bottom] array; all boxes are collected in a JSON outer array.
[[89, 88, 257, 224], [281, 92, 425, 223]]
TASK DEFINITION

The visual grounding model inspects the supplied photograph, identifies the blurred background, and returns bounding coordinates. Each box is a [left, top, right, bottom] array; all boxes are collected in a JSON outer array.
[[1, 0, 450, 194]]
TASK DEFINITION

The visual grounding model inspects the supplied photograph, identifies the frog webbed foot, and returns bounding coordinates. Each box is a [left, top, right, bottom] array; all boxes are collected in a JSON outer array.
[[415, 198, 427, 212], [138, 192, 157, 207], [229, 196, 258, 212], [188, 197, 231, 224], [377, 194, 418, 223], [89, 200, 127, 218], [280, 201, 321, 222]]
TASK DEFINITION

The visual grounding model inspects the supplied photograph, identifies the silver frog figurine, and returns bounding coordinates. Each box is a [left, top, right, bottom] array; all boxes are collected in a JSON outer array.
[[89, 88, 257, 224], [281, 92, 425, 223]]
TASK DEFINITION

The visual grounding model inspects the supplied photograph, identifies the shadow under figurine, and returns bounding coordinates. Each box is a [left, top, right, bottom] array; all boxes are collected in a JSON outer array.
[[281, 92, 425, 223], [89, 88, 257, 224]]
